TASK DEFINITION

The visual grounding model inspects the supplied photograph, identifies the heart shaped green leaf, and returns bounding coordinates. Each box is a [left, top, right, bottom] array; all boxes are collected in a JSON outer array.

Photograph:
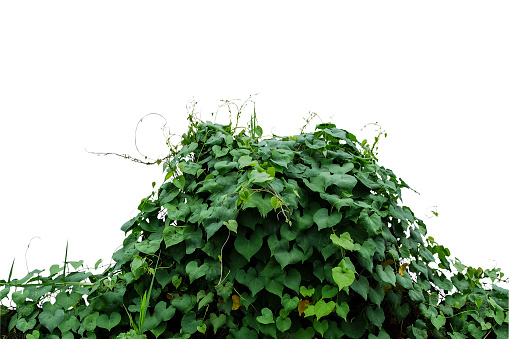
[[256, 308, 275, 324], [234, 228, 263, 261], [96, 312, 121, 331], [39, 309, 65, 333], [185, 260, 209, 283], [314, 299, 336, 320], [210, 313, 227, 334], [332, 260, 355, 291], [276, 315, 291, 332], [55, 291, 81, 310]]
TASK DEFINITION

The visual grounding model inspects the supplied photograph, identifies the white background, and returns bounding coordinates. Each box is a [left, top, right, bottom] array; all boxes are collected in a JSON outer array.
[[1, 2, 508, 292]]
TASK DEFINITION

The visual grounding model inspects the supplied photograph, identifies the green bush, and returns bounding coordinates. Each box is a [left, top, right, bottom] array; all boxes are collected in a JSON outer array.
[[1, 102, 508, 338]]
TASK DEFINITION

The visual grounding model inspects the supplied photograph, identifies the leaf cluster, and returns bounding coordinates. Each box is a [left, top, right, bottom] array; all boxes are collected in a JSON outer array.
[[1, 106, 508, 338]]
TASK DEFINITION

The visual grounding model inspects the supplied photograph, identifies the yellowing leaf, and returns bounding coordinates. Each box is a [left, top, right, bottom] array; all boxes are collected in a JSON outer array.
[[298, 299, 310, 316], [231, 295, 242, 310], [381, 259, 394, 269], [398, 263, 409, 276]]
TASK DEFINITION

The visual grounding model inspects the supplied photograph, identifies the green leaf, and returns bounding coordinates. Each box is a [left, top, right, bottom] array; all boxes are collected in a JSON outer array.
[[359, 209, 382, 236], [300, 285, 315, 297], [270, 196, 283, 210], [55, 291, 81, 309], [451, 275, 469, 292], [153, 301, 175, 321], [284, 268, 301, 294], [135, 238, 162, 255], [326, 173, 357, 192], [329, 162, 355, 174], [431, 314, 446, 330], [82, 311, 99, 332], [313, 319, 329, 336], [350, 276, 369, 300], [257, 308, 275, 324], [368, 330, 391, 339], [320, 193, 354, 211], [197, 178, 224, 194], [68, 260, 84, 270], [274, 241, 303, 268], [271, 149, 294, 168], [58, 315, 79, 333], [330, 232, 355, 251], [296, 327, 316, 339], [366, 306, 384, 328], [408, 288, 425, 302], [211, 145, 229, 158], [243, 192, 273, 217], [281, 294, 300, 312], [276, 316, 291, 332], [238, 155, 255, 168], [197, 323, 207, 334], [376, 264, 396, 286], [172, 294, 194, 312], [356, 238, 377, 272], [341, 316, 366, 339], [332, 259, 355, 291], [186, 261, 209, 283], [49, 264, 64, 276], [163, 225, 185, 248], [255, 125, 263, 137], [280, 222, 298, 241], [181, 311, 200, 335], [238, 190, 251, 202], [267, 166, 276, 178], [179, 161, 202, 175], [215, 281, 233, 300], [0, 286, 10, 300], [16, 317, 36, 331], [173, 175, 185, 190], [232, 327, 258, 339], [248, 169, 273, 184], [433, 274, 454, 292], [314, 299, 335, 320], [209, 313, 227, 334], [336, 302, 349, 321], [396, 271, 413, 289], [313, 208, 342, 230], [321, 285, 338, 299], [368, 285, 385, 306], [39, 309, 65, 333], [411, 325, 428, 339], [265, 274, 284, 298], [214, 161, 237, 174], [224, 219, 238, 233], [234, 228, 264, 261], [172, 275, 182, 289], [447, 331, 468, 339], [96, 312, 121, 331], [198, 292, 214, 310], [237, 267, 265, 296], [26, 330, 40, 339]]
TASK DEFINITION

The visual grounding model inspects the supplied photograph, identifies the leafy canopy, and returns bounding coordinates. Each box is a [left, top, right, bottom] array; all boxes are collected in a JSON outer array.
[[1, 100, 507, 339]]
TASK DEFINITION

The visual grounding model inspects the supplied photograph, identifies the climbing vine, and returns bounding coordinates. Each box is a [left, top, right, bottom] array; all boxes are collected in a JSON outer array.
[[1, 99, 507, 338]]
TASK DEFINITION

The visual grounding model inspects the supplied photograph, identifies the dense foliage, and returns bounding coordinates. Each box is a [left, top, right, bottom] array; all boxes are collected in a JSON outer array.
[[1, 107, 508, 338]]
